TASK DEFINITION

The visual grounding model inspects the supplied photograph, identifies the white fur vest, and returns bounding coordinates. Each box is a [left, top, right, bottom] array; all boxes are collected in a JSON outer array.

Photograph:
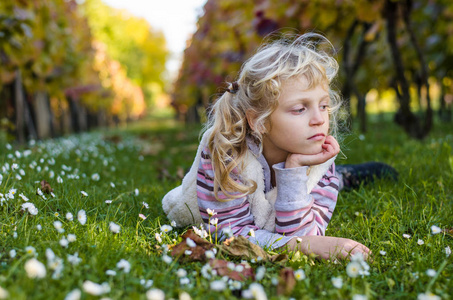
[[162, 128, 335, 231]]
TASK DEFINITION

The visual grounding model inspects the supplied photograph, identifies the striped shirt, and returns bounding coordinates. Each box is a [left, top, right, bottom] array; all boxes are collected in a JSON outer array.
[[196, 140, 339, 249]]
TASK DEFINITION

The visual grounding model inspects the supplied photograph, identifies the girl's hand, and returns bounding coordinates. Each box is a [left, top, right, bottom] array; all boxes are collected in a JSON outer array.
[[285, 135, 340, 168], [286, 235, 371, 261]]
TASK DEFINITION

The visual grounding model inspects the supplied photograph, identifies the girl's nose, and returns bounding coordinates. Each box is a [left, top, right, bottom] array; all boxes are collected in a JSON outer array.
[[309, 109, 325, 126]]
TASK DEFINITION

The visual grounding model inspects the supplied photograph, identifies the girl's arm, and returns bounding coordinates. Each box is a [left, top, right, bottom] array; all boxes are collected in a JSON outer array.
[[273, 163, 339, 236], [197, 147, 294, 248]]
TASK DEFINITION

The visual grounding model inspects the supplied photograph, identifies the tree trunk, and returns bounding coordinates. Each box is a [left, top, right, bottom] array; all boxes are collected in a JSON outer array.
[[385, 0, 424, 139], [34, 91, 52, 139], [402, 0, 432, 136]]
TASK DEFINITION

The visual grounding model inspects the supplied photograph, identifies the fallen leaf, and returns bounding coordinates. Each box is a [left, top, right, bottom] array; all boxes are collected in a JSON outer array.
[[442, 228, 453, 235], [170, 230, 215, 262], [40, 180, 53, 194], [209, 259, 254, 281], [218, 236, 268, 260], [277, 267, 296, 296]]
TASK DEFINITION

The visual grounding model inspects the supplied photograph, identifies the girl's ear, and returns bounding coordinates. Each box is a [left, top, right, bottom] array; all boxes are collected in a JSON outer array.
[[245, 110, 258, 132]]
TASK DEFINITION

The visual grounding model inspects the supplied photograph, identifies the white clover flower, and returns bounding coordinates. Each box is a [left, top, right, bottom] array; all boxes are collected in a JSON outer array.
[[91, 173, 100, 181], [417, 292, 441, 300], [19, 193, 29, 201], [445, 246, 451, 257], [294, 269, 306, 281], [59, 238, 69, 248], [162, 255, 172, 264], [117, 259, 131, 273], [24, 258, 46, 279], [379, 250, 387, 256], [82, 281, 110, 296], [176, 268, 187, 278], [9, 249, 16, 258], [77, 210, 87, 225], [431, 225, 441, 235], [67, 252, 82, 266], [66, 212, 73, 221], [160, 225, 172, 233], [80, 191, 88, 197], [25, 246, 37, 256], [346, 261, 361, 278], [210, 280, 226, 291], [426, 269, 436, 277], [109, 222, 121, 234], [106, 270, 117, 276], [331, 276, 343, 289], [403, 234, 411, 239], [417, 239, 425, 245], [186, 238, 196, 248], [67, 234, 76, 243], [64, 289, 81, 300], [146, 288, 165, 300]]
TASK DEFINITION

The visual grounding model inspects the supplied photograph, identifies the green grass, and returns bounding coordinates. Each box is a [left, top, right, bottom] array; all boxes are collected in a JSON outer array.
[[0, 116, 452, 299]]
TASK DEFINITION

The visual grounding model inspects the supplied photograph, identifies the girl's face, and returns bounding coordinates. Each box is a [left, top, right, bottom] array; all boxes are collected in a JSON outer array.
[[261, 76, 330, 164]]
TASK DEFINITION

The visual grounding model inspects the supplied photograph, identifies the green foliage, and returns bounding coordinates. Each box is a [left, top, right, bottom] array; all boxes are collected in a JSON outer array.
[[0, 116, 452, 299], [81, 0, 168, 90]]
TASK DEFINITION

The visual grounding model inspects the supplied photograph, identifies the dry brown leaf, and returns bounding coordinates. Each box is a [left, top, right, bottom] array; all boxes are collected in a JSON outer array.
[[209, 259, 254, 281], [218, 236, 268, 260], [170, 230, 215, 262], [40, 180, 53, 194], [277, 267, 296, 296], [442, 228, 453, 235]]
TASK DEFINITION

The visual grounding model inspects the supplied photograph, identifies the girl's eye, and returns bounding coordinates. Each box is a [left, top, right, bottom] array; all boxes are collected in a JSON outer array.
[[292, 107, 306, 114], [320, 104, 330, 110]]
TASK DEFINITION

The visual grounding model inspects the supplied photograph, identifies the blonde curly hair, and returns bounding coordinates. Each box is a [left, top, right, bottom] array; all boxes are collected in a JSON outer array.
[[204, 32, 342, 201]]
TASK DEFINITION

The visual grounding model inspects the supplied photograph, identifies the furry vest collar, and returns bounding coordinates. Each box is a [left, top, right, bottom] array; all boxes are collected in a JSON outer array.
[[162, 128, 335, 231]]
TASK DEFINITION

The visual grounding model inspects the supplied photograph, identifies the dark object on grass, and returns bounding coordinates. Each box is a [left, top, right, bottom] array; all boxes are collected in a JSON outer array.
[[336, 162, 398, 190]]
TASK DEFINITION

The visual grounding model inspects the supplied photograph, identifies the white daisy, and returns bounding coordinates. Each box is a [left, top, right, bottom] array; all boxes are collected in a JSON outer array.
[[294, 269, 306, 281], [186, 238, 196, 248], [106, 270, 117, 276], [67, 252, 82, 266], [67, 234, 76, 243], [64, 289, 81, 300], [431, 225, 441, 235], [77, 210, 87, 225], [80, 191, 88, 197], [24, 258, 46, 278], [417, 239, 424, 245], [109, 222, 121, 234], [160, 225, 172, 233], [331, 276, 343, 289], [146, 289, 165, 300], [210, 280, 226, 291], [426, 269, 436, 277], [66, 212, 74, 221], [116, 259, 131, 273], [82, 281, 110, 296]]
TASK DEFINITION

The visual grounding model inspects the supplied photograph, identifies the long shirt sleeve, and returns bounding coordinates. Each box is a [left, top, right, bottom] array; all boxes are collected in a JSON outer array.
[[273, 162, 339, 236], [196, 146, 339, 250]]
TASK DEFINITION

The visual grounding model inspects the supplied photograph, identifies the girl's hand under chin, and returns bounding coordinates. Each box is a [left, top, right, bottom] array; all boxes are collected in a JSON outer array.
[[285, 135, 340, 168]]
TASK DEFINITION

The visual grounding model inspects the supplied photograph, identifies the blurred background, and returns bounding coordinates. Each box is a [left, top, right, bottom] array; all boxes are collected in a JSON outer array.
[[0, 0, 452, 143]]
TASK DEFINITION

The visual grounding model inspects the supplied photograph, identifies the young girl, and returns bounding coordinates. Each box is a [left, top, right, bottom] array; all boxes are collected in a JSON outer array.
[[163, 33, 394, 260]]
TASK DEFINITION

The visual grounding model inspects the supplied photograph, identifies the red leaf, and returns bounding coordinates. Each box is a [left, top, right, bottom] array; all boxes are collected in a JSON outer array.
[[209, 259, 254, 281], [170, 230, 215, 262]]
